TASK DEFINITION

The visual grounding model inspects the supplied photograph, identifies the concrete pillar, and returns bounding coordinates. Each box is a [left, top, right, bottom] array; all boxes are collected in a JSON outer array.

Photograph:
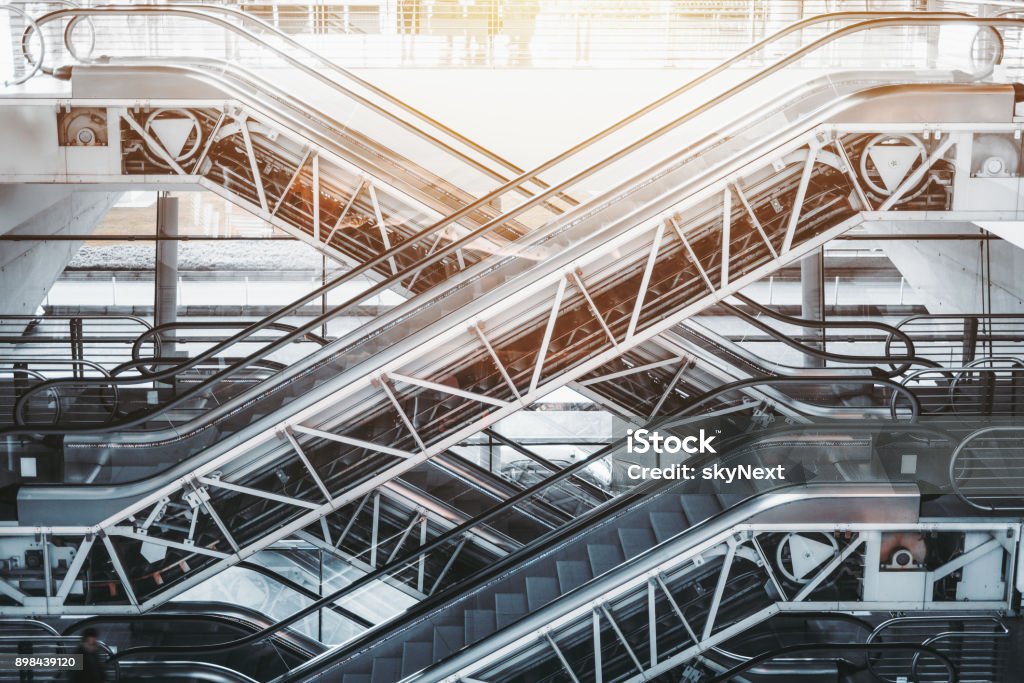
[[800, 247, 825, 368], [154, 194, 179, 353], [0, 187, 121, 314]]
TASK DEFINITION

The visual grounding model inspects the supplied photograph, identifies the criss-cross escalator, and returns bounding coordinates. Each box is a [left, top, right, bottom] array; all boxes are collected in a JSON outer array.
[[0, 16, 1020, 675]]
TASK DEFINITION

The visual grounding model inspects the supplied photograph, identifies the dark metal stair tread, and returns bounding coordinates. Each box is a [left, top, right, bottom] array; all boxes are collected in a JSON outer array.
[[401, 641, 433, 676], [679, 494, 724, 526], [464, 608, 497, 643], [555, 560, 592, 592], [587, 543, 625, 577], [432, 625, 464, 660], [525, 576, 559, 611], [369, 656, 402, 682], [494, 592, 528, 628], [648, 511, 687, 543], [618, 526, 657, 559]]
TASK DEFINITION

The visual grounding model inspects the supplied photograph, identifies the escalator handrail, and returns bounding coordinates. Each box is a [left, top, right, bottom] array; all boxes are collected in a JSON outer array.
[[116, 660, 258, 683], [481, 427, 612, 503], [0, 358, 116, 424], [727, 293, 942, 375], [949, 425, 1024, 511], [682, 374, 921, 422], [898, 362, 1024, 387], [63, 607, 322, 661], [707, 611, 874, 667], [128, 321, 329, 367], [26, 4, 529, 188], [0, 619, 59, 636], [884, 311, 1024, 359], [706, 642, 958, 683], [6, 15, 1009, 439]]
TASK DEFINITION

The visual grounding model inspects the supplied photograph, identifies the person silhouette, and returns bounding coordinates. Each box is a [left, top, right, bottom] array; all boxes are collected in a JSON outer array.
[[71, 628, 106, 683]]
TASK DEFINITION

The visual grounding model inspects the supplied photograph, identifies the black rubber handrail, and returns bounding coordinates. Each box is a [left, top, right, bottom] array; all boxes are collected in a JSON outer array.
[[884, 312, 1024, 359], [62, 609, 319, 661], [728, 293, 941, 375], [128, 321, 328, 368], [681, 374, 921, 421], [709, 611, 874, 667], [28, 4, 529, 188], [6, 14, 1001, 438], [706, 642, 958, 683], [481, 427, 612, 503]]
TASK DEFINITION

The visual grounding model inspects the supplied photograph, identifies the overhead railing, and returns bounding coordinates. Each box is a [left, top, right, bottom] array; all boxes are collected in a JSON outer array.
[[77, 0, 934, 69]]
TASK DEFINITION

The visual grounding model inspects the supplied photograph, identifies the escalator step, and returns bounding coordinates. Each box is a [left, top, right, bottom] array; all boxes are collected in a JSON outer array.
[[525, 576, 559, 611], [495, 592, 528, 628], [618, 526, 657, 559], [555, 560, 592, 592], [342, 676, 371, 683], [433, 625, 465, 660], [679, 494, 723, 526], [716, 489, 753, 510], [401, 641, 433, 676], [464, 608, 496, 643], [370, 657, 402, 682], [587, 543, 624, 577], [648, 511, 686, 543], [715, 479, 756, 510]]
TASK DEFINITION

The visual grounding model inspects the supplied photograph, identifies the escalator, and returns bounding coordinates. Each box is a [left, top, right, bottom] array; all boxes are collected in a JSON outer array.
[[59, 603, 323, 680], [0, 12, 1020, 621], [276, 418, 1020, 682]]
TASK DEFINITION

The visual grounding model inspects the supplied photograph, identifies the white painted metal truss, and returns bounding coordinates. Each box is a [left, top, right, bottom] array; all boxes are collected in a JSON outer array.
[[426, 518, 1022, 683], [0, 96, 502, 274], [1, 120, 1021, 616]]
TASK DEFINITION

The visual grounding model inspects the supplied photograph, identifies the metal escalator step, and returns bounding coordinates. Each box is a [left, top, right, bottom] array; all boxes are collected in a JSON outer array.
[[525, 576, 559, 611], [679, 494, 723, 526], [648, 511, 686, 543], [716, 479, 757, 509], [342, 675, 371, 683], [401, 641, 433, 677], [433, 625, 465, 660], [555, 560, 592, 592], [618, 526, 657, 559], [370, 657, 402, 683], [495, 592, 528, 628], [587, 543, 624, 577], [464, 608, 496, 644]]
